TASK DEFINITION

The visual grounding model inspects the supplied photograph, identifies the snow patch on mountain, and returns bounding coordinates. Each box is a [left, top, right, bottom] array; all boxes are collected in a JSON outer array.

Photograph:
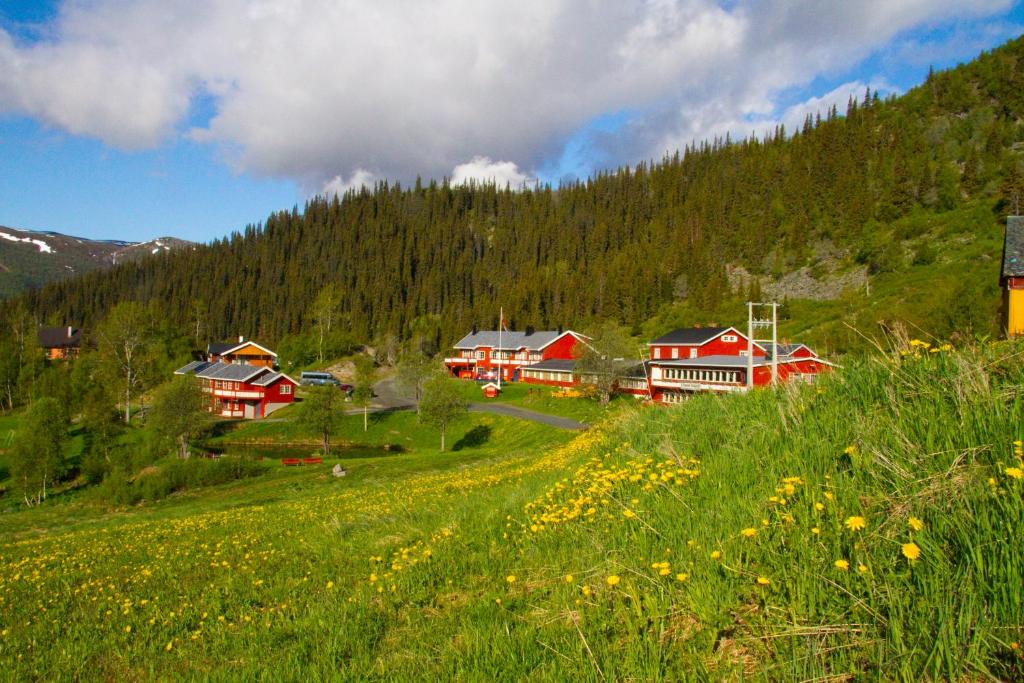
[[0, 230, 54, 253]]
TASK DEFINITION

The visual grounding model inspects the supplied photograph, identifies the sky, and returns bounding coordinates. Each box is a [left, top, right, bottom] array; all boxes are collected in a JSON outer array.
[[0, 1, 1022, 244]]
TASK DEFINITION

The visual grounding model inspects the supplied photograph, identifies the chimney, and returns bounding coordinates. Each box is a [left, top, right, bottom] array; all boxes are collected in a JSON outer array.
[[557, 325, 563, 334], [525, 325, 535, 336], [471, 324, 478, 335], [238, 335, 244, 343], [67, 326, 73, 338]]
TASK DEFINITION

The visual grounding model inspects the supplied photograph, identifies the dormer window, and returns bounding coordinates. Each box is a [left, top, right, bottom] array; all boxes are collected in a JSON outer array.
[[722, 334, 738, 343]]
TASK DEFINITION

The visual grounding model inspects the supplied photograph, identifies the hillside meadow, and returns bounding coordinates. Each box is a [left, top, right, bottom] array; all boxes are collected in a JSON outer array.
[[0, 341, 1022, 680]]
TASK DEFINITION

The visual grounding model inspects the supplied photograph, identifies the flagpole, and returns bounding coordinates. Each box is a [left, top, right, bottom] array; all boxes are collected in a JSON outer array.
[[497, 306, 503, 389]]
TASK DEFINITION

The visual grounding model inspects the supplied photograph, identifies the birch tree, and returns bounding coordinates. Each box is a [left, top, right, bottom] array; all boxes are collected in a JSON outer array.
[[96, 302, 153, 423], [311, 284, 342, 363]]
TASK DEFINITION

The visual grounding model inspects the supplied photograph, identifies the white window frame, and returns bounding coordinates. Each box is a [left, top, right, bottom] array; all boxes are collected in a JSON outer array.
[[280, 384, 292, 395]]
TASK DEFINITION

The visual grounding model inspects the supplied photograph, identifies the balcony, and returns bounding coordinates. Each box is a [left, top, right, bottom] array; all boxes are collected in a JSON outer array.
[[651, 379, 744, 393], [210, 388, 263, 399]]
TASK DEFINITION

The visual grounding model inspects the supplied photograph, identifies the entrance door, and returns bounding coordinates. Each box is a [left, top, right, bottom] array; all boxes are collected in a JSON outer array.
[[243, 402, 256, 419]]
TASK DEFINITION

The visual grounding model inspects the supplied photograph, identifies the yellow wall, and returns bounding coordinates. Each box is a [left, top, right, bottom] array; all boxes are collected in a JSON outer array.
[[1010, 288, 1024, 339]]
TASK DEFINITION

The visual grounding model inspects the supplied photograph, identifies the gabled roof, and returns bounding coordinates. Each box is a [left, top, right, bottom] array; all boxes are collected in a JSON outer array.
[[621, 360, 651, 379], [522, 359, 577, 372], [251, 371, 297, 387], [767, 343, 814, 358], [208, 340, 278, 357], [38, 326, 81, 349], [453, 329, 586, 351], [194, 362, 269, 383], [648, 327, 735, 346], [656, 354, 768, 368], [1003, 215, 1024, 280]]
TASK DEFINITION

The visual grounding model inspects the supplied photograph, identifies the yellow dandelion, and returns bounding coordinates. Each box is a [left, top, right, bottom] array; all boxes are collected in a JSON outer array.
[[844, 516, 867, 532], [814, 502, 825, 511], [756, 576, 770, 586], [582, 585, 591, 596], [834, 559, 849, 571], [606, 575, 621, 587], [811, 527, 821, 535], [740, 527, 757, 538], [495, 597, 502, 605], [857, 564, 869, 574], [659, 568, 671, 576], [675, 573, 688, 582], [908, 517, 924, 532], [165, 640, 173, 652], [124, 625, 131, 633], [326, 581, 334, 590], [506, 575, 516, 584], [565, 574, 574, 583], [843, 445, 857, 455], [710, 550, 722, 560], [623, 509, 636, 519], [1006, 467, 1024, 480], [902, 542, 921, 562]]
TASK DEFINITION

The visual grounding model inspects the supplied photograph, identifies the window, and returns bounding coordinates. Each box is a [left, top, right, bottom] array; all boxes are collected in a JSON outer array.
[[661, 391, 685, 404], [690, 348, 698, 358], [653, 348, 661, 359], [476, 350, 485, 359], [671, 348, 679, 359], [280, 384, 292, 395], [722, 334, 738, 343]]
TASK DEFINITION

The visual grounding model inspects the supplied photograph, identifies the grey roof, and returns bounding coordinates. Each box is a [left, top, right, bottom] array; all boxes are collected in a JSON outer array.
[[522, 359, 577, 372], [1003, 216, 1024, 279], [37, 326, 81, 349], [649, 327, 733, 345], [194, 362, 268, 382], [174, 360, 213, 375], [656, 354, 769, 368], [251, 372, 294, 386], [766, 343, 812, 358], [621, 361, 651, 379], [454, 329, 572, 351]]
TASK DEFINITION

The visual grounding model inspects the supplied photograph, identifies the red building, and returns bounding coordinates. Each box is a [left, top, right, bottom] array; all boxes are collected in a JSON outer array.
[[175, 338, 296, 419], [647, 328, 833, 403], [445, 328, 588, 383]]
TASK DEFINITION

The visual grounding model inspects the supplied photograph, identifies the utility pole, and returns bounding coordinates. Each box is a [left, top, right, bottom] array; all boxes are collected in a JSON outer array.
[[747, 301, 780, 390]]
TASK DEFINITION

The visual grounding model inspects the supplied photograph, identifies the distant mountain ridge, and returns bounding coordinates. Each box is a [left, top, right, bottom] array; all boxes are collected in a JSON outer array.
[[0, 225, 192, 298]]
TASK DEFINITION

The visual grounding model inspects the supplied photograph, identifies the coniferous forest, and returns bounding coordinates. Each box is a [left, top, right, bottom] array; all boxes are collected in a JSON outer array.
[[13, 37, 1024, 351]]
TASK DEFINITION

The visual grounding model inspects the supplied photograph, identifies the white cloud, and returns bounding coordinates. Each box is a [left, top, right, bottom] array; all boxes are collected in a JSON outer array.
[[450, 157, 535, 187], [0, 0, 1013, 187], [321, 169, 377, 198]]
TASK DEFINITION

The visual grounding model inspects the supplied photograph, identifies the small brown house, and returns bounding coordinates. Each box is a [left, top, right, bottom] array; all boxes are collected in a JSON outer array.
[[38, 326, 81, 360]]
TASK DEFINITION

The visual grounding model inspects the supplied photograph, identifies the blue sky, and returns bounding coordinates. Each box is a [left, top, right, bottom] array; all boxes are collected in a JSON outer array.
[[1, 1, 1022, 244]]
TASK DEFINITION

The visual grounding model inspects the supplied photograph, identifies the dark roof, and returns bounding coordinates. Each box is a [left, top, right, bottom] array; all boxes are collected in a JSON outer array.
[[207, 342, 235, 356], [1003, 216, 1024, 280], [251, 371, 296, 387], [37, 326, 81, 349], [522, 359, 577, 372], [649, 327, 732, 345], [454, 329, 575, 350]]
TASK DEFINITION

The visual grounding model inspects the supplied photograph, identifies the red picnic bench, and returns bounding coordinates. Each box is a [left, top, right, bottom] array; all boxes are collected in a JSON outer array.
[[281, 458, 301, 466], [303, 457, 323, 465]]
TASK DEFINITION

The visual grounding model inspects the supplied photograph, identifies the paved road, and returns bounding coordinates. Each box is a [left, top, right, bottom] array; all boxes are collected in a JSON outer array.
[[467, 402, 586, 430], [366, 377, 587, 430]]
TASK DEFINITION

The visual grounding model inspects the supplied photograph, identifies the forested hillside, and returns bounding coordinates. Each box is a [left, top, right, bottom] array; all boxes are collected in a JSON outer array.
[[16, 37, 1024, 350]]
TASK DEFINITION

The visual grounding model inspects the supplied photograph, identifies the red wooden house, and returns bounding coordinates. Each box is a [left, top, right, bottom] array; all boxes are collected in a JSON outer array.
[[445, 328, 588, 384], [646, 328, 833, 403], [175, 338, 296, 419]]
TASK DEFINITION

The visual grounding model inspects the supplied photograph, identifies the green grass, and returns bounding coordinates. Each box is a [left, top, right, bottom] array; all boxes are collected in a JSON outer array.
[[0, 341, 1021, 680], [450, 378, 631, 423]]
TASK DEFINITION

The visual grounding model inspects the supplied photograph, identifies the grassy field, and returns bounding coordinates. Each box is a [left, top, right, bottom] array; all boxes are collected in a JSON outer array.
[[450, 379, 632, 423], [0, 341, 1021, 680]]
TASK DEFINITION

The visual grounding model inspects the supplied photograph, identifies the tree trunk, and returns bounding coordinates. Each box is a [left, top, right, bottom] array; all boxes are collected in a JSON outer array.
[[323, 431, 330, 456], [363, 405, 368, 432], [440, 426, 445, 452]]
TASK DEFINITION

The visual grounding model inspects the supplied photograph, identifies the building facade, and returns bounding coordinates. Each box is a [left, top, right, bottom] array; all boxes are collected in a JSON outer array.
[[444, 329, 588, 383]]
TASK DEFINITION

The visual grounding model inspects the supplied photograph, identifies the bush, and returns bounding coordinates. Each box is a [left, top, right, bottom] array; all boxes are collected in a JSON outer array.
[[97, 457, 267, 506]]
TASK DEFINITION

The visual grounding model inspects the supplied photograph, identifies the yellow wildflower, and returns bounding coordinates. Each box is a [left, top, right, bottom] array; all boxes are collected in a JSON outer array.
[[857, 564, 869, 574], [1006, 467, 1024, 480], [165, 641, 173, 652], [710, 550, 722, 560], [675, 573, 688, 582], [814, 502, 825, 511], [506, 575, 516, 584], [606, 575, 620, 587], [756, 576, 770, 586], [844, 516, 867, 532], [565, 574, 574, 584], [811, 527, 821, 535], [326, 581, 334, 590], [908, 517, 924, 531], [834, 559, 849, 571], [740, 527, 757, 538], [902, 542, 921, 562]]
